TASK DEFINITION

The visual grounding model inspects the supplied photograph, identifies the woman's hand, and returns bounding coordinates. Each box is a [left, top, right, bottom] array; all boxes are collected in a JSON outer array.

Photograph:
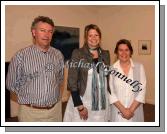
[[114, 101, 134, 120], [77, 105, 88, 120], [121, 108, 134, 120]]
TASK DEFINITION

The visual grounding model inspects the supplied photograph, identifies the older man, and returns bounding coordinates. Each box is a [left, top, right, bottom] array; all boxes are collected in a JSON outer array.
[[6, 16, 64, 122]]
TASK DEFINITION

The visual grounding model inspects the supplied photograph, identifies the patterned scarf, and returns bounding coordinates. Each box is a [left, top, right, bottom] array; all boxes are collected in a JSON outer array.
[[91, 57, 106, 111]]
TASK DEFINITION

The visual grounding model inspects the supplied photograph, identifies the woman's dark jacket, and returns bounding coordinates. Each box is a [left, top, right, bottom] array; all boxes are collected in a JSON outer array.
[[67, 45, 110, 106]]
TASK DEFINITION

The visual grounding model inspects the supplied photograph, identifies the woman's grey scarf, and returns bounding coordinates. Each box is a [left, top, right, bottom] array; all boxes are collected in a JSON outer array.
[[91, 58, 106, 111]]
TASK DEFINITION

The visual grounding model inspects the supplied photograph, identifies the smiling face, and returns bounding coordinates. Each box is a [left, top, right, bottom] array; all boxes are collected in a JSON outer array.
[[117, 44, 131, 63], [32, 21, 54, 49], [87, 29, 100, 49]]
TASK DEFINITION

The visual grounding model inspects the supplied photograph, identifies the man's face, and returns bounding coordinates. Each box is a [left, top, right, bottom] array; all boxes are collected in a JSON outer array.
[[32, 21, 54, 48]]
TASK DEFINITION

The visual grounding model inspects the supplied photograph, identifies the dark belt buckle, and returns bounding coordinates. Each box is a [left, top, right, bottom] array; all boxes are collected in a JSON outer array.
[[30, 104, 55, 110], [45, 104, 55, 109]]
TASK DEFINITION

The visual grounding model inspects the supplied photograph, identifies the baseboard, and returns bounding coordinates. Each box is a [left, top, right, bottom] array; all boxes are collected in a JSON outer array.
[[146, 98, 155, 105]]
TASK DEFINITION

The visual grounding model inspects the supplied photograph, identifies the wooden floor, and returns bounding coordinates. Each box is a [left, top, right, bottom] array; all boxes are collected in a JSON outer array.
[[6, 103, 155, 122]]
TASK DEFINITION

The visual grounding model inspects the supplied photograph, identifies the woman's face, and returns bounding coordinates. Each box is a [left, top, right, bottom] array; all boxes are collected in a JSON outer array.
[[87, 29, 100, 48], [117, 44, 131, 62]]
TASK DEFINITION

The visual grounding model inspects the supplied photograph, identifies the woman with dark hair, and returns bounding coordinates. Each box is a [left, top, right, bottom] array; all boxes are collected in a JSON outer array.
[[63, 24, 111, 121], [109, 39, 146, 122]]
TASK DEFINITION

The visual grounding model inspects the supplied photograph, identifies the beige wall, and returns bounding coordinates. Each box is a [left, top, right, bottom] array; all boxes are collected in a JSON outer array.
[[5, 5, 100, 61], [98, 6, 155, 104], [5, 5, 155, 117]]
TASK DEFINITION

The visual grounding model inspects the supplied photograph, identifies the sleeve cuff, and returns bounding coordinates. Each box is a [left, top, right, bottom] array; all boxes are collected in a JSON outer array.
[[71, 90, 83, 107], [135, 97, 145, 104], [109, 94, 118, 104]]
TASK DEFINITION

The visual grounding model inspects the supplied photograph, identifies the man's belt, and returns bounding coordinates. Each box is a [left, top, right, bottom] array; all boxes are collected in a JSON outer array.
[[24, 101, 59, 110]]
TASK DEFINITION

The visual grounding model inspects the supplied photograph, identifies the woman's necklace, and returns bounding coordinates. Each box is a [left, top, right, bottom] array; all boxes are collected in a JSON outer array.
[[120, 62, 131, 76], [89, 47, 99, 51]]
